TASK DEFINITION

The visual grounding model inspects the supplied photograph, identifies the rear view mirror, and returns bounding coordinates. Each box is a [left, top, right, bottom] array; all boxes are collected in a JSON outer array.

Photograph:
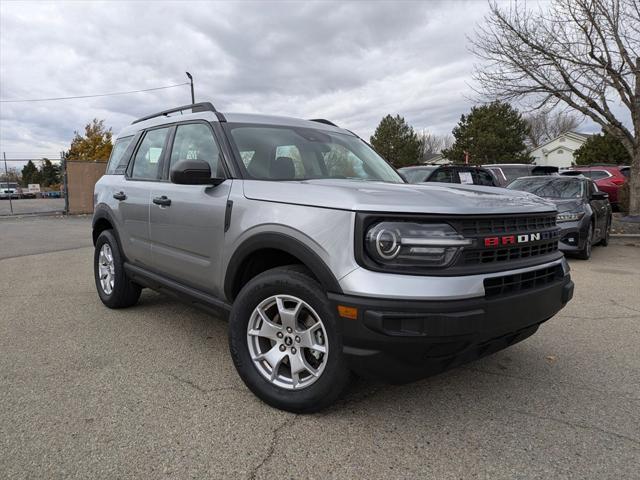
[[170, 159, 223, 185], [590, 191, 608, 201]]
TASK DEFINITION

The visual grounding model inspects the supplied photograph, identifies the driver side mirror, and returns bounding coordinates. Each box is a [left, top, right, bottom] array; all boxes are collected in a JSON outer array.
[[170, 159, 224, 185], [590, 191, 608, 201]]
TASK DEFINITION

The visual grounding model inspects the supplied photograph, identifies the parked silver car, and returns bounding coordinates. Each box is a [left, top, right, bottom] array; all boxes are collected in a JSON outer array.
[[93, 102, 574, 412]]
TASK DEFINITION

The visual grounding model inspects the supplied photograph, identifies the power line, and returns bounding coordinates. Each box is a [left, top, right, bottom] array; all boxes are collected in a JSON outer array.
[[0, 82, 190, 103]]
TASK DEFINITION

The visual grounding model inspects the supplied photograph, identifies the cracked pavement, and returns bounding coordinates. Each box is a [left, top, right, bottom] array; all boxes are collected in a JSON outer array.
[[1, 217, 639, 479]]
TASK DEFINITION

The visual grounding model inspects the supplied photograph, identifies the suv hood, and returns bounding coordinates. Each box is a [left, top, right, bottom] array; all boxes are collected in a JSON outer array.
[[243, 179, 556, 215]]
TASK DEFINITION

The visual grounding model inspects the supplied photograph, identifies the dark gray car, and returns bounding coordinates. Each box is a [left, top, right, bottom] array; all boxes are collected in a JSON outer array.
[[507, 176, 612, 259]]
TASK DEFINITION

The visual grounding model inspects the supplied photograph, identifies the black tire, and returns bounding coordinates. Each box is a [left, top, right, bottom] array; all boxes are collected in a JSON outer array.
[[576, 222, 593, 260], [228, 266, 351, 413], [94, 230, 141, 308], [598, 217, 611, 246]]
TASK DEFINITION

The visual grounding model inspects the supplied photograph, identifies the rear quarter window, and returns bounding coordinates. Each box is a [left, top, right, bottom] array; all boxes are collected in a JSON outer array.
[[105, 135, 135, 175]]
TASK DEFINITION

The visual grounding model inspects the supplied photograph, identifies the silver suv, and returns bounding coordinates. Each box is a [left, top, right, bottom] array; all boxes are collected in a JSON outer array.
[[93, 102, 574, 412]]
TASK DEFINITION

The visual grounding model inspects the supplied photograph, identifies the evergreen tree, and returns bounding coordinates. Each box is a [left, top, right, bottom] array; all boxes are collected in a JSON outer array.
[[40, 159, 61, 186], [20, 160, 40, 187], [574, 132, 631, 165], [370, 114, 423, 167], [443, 101, 531, 164]]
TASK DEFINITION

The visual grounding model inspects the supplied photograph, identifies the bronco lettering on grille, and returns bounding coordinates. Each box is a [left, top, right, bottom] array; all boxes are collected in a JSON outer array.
[[484, 232, 550, 248]]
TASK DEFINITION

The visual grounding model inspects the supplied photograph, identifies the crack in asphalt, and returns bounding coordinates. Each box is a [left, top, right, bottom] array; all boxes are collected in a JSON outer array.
[[167, 373, 209, 393], [167, 372, 244, 395], [248, 415, 297, 480], [507, 408, 640, 446], [608, 298, 640, 314], [462, 366, 640, 401]]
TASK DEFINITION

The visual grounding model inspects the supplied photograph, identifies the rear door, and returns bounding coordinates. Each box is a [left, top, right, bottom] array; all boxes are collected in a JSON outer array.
[[118, 126, 172, 267], [148, 121, 231, 297]]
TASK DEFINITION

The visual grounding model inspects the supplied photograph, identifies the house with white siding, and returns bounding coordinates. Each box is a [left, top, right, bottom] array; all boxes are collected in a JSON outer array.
[[530, 131, 590, 169]]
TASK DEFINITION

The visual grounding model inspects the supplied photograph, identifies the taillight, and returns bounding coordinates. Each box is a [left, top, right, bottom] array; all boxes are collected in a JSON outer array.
[[611, 178, 625, 185]]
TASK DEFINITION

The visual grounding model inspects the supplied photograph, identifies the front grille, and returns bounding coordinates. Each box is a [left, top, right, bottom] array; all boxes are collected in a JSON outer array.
[[450, 213, 559, 266], [463, 239, 558, 265], [483, 265, 563, 297], [459, 215, 557, 236]]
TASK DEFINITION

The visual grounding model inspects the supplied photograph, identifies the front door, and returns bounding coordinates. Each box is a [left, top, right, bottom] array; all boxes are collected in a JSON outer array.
[[149, 122, 231, 297], [587, 180, 607, 239]]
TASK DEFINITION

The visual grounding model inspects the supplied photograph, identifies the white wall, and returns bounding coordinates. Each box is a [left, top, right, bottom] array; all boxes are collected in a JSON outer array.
[[531, 134, 586, 169]]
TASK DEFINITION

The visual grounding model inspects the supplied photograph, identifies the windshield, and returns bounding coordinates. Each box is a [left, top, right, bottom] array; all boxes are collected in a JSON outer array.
[[508, 177, 584, 199], [228, 124, 403, 183], [399, 167, 436, 183]]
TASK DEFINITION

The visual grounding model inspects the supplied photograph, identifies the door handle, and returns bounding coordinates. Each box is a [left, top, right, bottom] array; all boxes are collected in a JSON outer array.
[[113, 191, 127, 201], [153, 195, 172, 207]]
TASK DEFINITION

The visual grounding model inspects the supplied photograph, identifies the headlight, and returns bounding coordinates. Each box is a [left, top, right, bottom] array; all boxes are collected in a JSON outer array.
[[364, 222, 471, 268], [557, 211, 585, 223]]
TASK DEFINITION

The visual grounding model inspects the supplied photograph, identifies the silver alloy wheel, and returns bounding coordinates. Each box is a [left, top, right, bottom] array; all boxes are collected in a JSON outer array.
[[247, 294, 329, 390], [98, 244, 115, 295]]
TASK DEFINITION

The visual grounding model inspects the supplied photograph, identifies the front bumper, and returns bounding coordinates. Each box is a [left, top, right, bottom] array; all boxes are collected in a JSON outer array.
[[329, 272, 573, 383], [557, 219, 589, 252]]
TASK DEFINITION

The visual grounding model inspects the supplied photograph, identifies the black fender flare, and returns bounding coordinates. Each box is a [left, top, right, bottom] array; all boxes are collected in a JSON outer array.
[[91, 206, 128, 262], [224, 232, 343, 301]]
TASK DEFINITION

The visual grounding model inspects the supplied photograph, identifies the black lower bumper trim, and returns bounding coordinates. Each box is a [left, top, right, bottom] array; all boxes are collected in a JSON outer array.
[[329, 275, 573, 383]]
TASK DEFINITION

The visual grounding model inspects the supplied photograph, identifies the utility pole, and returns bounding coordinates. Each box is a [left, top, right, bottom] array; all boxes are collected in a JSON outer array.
[[61, 151, 69, 215], [186, 72, 195, 104], [3, 152, 14, 215]]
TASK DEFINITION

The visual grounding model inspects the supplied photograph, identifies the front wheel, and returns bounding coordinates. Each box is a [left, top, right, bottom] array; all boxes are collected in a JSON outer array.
[[228, 266, 351, 413], [598, 217, 611, 246], [576, 222, 593, 260]]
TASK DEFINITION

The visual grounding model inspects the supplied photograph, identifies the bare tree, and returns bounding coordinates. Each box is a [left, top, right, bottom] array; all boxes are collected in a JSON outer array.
[[418, 131, 454, 162], [472, 0, 640, 215], [524, 110, 582, 148]]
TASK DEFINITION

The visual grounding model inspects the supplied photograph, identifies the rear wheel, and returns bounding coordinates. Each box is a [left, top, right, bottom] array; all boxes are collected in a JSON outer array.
[[576, 222, 593, 260], [228, 266, 350, 413], [94, 230, 141, 308]]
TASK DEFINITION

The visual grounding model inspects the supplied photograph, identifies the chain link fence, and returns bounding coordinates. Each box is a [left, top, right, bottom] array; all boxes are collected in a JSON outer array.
[[1, 155, 67, 216]]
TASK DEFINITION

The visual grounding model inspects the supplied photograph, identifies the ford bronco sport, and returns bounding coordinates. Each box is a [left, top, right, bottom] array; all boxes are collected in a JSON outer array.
[[93, 102, 574, 413]]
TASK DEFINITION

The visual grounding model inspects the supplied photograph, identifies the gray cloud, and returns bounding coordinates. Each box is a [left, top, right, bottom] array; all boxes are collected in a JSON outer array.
[[1, 0, 576, 161]]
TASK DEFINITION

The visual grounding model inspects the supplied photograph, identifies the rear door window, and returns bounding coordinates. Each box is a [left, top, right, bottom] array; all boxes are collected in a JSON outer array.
[[428, 168, 455, 183], [586, 170, 611, 180], [472, 170, 496, 186], [106, 135, 134, 175]]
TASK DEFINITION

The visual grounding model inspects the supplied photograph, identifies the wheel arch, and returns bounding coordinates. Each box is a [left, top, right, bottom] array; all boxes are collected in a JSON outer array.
[[92, 206, 127, 262], [224, 233, 343, 302]]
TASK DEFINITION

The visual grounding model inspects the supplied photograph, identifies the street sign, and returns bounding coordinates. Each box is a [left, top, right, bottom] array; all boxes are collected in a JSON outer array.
[[28, 184, 41, 193]]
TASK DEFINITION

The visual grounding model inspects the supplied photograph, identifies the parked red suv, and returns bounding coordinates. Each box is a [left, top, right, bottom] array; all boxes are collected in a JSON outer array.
[[561, 166, 627, 207]]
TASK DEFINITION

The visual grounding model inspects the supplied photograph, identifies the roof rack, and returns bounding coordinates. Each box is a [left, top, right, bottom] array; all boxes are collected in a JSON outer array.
[[131, 102, 222, 125], [309, 118, 338, 127]]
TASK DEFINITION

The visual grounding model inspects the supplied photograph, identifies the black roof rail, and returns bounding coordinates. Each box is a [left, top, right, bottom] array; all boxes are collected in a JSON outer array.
[[309, 118, 338, 127], [132, 102, 222, 125]]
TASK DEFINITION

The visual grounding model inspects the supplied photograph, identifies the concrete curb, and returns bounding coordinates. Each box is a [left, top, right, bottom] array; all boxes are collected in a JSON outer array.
[[610, 234, 640, 239]]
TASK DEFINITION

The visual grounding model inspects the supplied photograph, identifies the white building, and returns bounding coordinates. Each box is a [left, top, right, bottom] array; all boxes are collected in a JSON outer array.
[[530, 132, 590, 169]]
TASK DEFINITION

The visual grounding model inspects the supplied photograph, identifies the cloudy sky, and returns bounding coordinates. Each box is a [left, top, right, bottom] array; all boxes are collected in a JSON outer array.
[[0, 0, 594, 161]]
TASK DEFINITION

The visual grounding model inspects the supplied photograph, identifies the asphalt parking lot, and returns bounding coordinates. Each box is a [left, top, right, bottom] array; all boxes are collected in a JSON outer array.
[[1, 216, 639, 479], [0, 198, 65, 216]]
